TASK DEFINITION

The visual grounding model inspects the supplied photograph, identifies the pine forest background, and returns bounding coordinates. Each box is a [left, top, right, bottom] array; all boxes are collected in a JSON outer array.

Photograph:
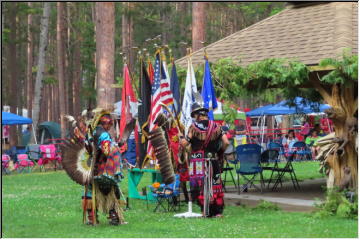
[[1, 2, 285, 145]]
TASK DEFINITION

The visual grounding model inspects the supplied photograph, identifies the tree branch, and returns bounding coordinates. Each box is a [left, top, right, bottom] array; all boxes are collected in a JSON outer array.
[[353, 98, 358, 115], [310, 72, 333, 104]]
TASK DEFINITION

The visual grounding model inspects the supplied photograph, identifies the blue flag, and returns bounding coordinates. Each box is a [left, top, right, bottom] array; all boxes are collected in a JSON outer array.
[[201, 58, 218, 120], [170, 61, 181, 116]]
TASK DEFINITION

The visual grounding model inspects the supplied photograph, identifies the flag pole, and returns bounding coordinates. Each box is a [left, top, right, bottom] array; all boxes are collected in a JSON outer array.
[[168, 48, 177, 117], [127, 61, 139, 99]]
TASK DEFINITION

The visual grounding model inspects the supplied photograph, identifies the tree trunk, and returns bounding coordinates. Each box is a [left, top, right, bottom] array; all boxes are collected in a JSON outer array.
[[57, 2, 67, 138], [50, 33, 60, 123], [26, 2, 34, 119], [40, 85, 47, 123], [47, 85, 51, 121], [192, 2, 206, 51], [7, 3, 18, 146], [51, 85, 55, 122], [178, 2, 187, 57], [311, 76, 358, 189], [161, 2, 170, 45], [32, 2, 51, 137], [122, 2, 134, 70], [2, 9, 7, 106], [54, 82, 60, 122], [90, 2, 96, 111], [65, 3, 73, 116], [327, 84, 357, 188], [96, 2, 115, 109], [73, 30, 82, 115]]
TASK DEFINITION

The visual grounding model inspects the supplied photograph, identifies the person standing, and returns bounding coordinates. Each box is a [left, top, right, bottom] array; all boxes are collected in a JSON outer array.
[[179, 102, 229, 217], [123, 130, 136, 167], [166, 118, 190, 203], [85, 113, 127, 225], [63, 110, 127, 226], [300, 117, 311, 141], [21, 126, 31, 146]]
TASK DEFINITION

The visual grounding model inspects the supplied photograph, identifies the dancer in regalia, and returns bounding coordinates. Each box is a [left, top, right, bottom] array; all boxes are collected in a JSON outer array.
[[179, 102, 229, 217], [62, 109, 127, 226]]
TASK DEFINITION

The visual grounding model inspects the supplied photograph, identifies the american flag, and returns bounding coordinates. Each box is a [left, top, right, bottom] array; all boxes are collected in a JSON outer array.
[[147, 52, 174, 161]]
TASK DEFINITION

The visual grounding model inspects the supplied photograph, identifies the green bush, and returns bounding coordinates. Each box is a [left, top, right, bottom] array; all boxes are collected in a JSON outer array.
[[313, 210, 332, 219], [336, 202, 352, 218], [315, 189, 358, 220]]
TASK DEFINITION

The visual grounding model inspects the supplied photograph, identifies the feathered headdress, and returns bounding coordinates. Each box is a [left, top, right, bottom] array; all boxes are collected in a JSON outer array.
[[90, 108, 114, 131]]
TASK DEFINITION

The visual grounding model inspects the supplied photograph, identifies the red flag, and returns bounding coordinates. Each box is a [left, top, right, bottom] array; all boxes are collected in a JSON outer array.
[[147, 59, 154, 85], [119, 64, 137, 138]]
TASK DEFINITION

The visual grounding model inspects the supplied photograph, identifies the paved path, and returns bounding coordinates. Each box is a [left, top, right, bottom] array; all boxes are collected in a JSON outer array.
[[223, 178, 326, 211], [225, 193, 316, 207]]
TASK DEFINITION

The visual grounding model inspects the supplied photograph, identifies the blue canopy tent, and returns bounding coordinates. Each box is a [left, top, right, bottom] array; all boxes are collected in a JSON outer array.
[[2, 111, 32, 125], [246, 104, 275, 117], [246, 97, 331, 116], [1, 111, 37, 145], [245, 97, 331, 146]]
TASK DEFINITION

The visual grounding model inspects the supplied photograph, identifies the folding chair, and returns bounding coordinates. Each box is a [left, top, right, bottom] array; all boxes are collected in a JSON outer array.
[[291, 141, 312, 161], [9, 146, 27, 165], [38, 144, 62, 171], [260, 149, 284, 189], [14, 154, 34, 173], [235, 144, 264, 194], [222, 141, 237, 191], [27, 144, 41, 164], [2, 154, 11, 174], [150, 174, 180, 212], [271, 149, 300, 191], [268, 142, 286, 161]]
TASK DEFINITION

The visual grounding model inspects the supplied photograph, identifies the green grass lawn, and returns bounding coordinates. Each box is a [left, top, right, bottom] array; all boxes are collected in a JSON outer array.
[[2, 167, 358, 238]]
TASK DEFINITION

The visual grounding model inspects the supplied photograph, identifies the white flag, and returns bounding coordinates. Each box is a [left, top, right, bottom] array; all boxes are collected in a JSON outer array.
[[180, 57, 197, 134]]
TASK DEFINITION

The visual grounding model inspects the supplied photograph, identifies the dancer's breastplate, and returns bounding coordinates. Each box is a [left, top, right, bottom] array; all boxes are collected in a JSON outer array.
[[92, 126, 108, 175]]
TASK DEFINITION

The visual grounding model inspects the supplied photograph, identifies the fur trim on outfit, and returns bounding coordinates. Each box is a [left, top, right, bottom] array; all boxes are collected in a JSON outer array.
[[189, 123, 222, 141], [94, 183, 125, 223]]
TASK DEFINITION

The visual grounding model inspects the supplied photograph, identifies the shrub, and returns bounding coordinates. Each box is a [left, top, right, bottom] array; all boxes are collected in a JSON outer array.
[[336, 202, 352, 218], [314, 189, 357, 219]]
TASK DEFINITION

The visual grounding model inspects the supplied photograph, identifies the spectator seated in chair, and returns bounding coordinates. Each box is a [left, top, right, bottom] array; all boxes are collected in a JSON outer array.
[[313, 123, 326, 137], [305, 129, 321, 159], [281, 130, 298, 156], [234, 122, 247, 147]]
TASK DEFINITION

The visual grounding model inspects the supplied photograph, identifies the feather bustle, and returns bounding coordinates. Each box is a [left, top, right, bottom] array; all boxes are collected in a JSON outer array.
[[61, 140, 92, 186]]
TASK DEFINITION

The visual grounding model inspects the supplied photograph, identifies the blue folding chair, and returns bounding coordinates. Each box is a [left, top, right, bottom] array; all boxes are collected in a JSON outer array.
[[268, 142, 286, 161], [150, 174, 181, 212], [9, 146, 27, 164], [235, 144, 264, 194], [26, 144, 41, 164], [290, 141, 312, 161]]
